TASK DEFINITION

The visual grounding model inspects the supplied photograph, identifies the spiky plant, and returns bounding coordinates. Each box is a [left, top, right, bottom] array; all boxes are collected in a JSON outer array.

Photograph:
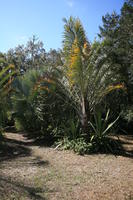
[[0, 64, 16, 133]]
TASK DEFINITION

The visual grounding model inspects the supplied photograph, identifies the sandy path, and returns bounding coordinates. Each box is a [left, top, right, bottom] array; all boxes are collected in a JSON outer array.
[[0, 132, 133, 200]]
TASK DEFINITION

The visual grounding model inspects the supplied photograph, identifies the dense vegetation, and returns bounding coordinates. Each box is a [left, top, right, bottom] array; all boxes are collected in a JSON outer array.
[[0, 0, 133, 154]]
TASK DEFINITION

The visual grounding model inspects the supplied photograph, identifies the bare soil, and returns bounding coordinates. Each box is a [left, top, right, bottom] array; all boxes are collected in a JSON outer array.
[[0, 132, 133, 200]]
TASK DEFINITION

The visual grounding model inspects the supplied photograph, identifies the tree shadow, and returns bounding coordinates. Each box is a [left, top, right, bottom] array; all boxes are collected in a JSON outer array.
[[0, 132, 50, 199], [0, 138, 31, 162], [29, 156, 49, 167], [88, 135, 133, 159], [4, 130, 55, 147], [0, 132, 50, 165], [112, 135, 133, 158], [20, 130, 56, 147], [0, 175, 47, 200]]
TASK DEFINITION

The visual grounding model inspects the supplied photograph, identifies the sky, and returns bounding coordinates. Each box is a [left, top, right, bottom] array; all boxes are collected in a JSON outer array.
[[0, 0, 124, 53]]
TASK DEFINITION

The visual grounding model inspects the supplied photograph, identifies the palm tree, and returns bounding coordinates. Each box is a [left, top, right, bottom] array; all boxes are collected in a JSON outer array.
[[62, 17, 91, 132], [0, 64, 15, 132], [38, 17, 124, 134], [62, 17, 125, 132], [11, 69, 41, 131]]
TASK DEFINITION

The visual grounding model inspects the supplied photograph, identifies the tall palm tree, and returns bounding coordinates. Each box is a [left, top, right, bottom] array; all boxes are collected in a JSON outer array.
[[38, 17, 124, 134], [62, 17, 124, 132], [62, 17, 91, 131]]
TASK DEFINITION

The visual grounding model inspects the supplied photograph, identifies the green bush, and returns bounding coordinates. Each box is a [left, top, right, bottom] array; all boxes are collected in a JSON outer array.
[[118, 106, 133, 134], [55, 137, 91, 155], [12, 69, 41, 132], [14, 119, 24, 131], [122, 107, 133, 123], [0, 127, 4, 147], [73, 138, 92, 155]]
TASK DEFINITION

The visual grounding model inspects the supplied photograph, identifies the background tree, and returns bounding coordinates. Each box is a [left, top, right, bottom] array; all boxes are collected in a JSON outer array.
[[98, 0, 133, 132], [46, 49, 63, 67], [6, 35, 47, 74], [26, 35, 46, 70], [99, 0, 133, 104]]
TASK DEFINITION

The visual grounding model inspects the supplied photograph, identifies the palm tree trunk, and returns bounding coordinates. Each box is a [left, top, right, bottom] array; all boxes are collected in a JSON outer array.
[[80, 95, 88, 133]]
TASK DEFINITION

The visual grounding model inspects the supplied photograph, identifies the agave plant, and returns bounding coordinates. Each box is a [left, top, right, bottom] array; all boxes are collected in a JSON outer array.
[[88, 110, 120, 152], [89, 110, 119, 140]]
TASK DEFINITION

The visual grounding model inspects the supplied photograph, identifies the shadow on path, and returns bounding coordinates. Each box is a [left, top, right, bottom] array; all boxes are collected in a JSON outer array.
[[0, 131, 50, 164], [0, 176, 46, 200], [0, 131, 50, 199]]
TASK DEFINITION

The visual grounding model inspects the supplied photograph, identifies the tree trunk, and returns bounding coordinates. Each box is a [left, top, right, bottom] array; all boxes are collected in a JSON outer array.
[[80, 95, 88, 133]]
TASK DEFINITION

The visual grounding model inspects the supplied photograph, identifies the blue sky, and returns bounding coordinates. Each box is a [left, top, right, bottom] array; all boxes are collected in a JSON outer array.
[[0, 0, 124, 52]]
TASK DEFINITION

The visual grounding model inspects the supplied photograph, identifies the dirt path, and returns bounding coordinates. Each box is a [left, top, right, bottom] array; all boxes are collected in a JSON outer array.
[[0, 132, 133, 200]]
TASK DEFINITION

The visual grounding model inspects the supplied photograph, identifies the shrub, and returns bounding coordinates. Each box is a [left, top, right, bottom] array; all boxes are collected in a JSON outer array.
[[121, 107, 133, 123], [55, 137, 91, 155], [14, 119, 24, 131]]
